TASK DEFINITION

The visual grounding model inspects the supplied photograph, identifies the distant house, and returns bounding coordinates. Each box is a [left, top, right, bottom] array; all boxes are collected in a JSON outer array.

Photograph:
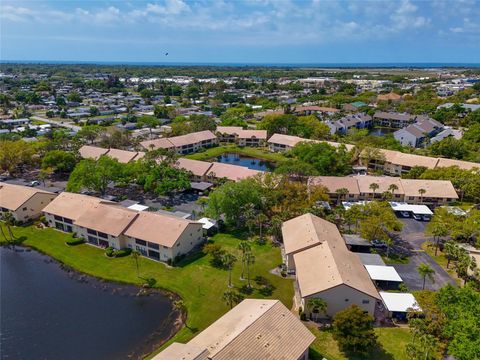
[[78, 145, 144, 163], [140, 130, 218, 154], [154, 299, 315, 360], [326, 113, 373, 135], [43, 192, 204, 262], [377, 92, 402, 103], [292, 105, 339, 117], [215, 126, 267, 147], [373, 111, 414, 128], [0, 182, 57, 223], [393, 116, 443, 147], [343, 101, 367, 112], [267, 134, 354, 152], [282, 214, 380, 317]]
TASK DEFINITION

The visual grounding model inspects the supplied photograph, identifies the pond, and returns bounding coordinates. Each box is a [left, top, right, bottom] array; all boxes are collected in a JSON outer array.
[[215, 153, 275, 171], [369, 127, 396, 137], [0, 247, 178, 360]]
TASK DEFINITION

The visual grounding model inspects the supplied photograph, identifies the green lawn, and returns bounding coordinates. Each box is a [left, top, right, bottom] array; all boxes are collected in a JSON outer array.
[[309, 326, 412, 360], [5, 225, 293, 357], [421, 242, 461, 285], [185, 145, 287, 163]]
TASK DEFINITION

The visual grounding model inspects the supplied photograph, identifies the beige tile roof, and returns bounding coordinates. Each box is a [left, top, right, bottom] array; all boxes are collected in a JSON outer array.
[[74, 203, 138, 237], [294, 105, 340, 113], [309, 176, 360, 195], [175, 158, 213, 177], [42, 192, 104, 221], [78, 145, 109, 160], [355, 175, 405, 195], [216, 126, 243, 134], [167, 130, 217, 147], [0, 182, 56, 211], [401, 179, 458, 199], [379, 149, 439, 169], [105, 148, 139, 163], [282, 213, 339, 255], [291, 215, 379, 299], [207, 162, 261, 181], [435, 158, 479, 170], [152, 343, 209, 360], [140, 137, 175, 150], [237, 129, 267, 139], [267, 134, 315, 148], [188, 299, 315, 360], [124, 211, 201, 247]]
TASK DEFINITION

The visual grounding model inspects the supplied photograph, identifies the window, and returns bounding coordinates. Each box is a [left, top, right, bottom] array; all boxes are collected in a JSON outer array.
[[135, 246, 147, 256], [64, 218, 73, 224], [148, 249, 160, 260], [97, 232, 108, 239], [148, 242, 159, 250], [176, 243, 180, 247], [55, 222, 64, 231], [135, 239, 147, 246], [54, 215, 63, 221], [362, 300, 370, 304], [65, 225, 73, 233], [87, 236, 98, 245], [87, 228, 96, 235], [22, 207, 27, 211], [345, 299, 349, 302]]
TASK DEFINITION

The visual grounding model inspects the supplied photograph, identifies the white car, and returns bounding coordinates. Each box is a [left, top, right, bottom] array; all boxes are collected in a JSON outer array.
[[29, 180, 40, 187], [412, 213, 422, 220], [400, 211, 410, 218]]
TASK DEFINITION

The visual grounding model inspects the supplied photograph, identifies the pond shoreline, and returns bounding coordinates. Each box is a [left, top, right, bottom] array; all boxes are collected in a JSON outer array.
[[1, 243, 184, 360]]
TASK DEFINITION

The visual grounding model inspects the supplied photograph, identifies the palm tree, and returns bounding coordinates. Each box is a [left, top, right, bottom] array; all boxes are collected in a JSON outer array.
[[335, 188, 349, 205], [1, 212, 16, 243], [388, 183, 399, 196], [444, 241, 459, 269], [245, 251, 255, 288], [369, 182, 379, 199], [426, 220, 448, 256], [223, 290, 244, 309], [255, 213, 268, 240], [418, 188, 426, 204], [222, 253, 237, 288], [132, 250, 141, 277], [417, 263, 435, 290], [238, 242, 251, 280], [306, 298, 327, 322], [455, 251, 476, 285]]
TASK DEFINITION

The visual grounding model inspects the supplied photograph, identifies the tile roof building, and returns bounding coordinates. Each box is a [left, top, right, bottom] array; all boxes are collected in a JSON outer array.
[[154, 299, 315, 360], [0, 182, 57, 222], [282, 214, 380, 317], [140, 130, 217, 154]]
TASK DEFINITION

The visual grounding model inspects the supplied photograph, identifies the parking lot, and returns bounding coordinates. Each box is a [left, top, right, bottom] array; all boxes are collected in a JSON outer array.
[[391, 218, 457, 291]]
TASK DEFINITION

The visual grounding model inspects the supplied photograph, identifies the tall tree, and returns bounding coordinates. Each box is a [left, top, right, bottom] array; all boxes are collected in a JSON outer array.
[[335, 187, 349, 205], [369, 182, 379, 199], [418, 188, 426, 203], [222, 290, 244, 309], [238, 242, 251, 280], [222, 252, 237, 288], [417, 263, 435, 290], [306, 297, 327, 321]]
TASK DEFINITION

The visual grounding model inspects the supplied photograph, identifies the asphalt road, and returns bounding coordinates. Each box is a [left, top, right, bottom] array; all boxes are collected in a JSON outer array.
[[31, 115, 81, 132], [391, 218, 457, 291]]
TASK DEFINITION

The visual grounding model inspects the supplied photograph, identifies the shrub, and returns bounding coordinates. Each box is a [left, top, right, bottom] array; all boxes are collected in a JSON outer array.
[[105, 247, 115, 257], [115, 248, 132, 258], [300, 311, 307, 321], [39, 216, 47, 225], [66, 238, 85, 246]]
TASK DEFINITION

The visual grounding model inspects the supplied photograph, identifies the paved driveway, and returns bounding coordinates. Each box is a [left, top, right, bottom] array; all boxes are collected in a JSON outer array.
[[391, 218, 457, 291]]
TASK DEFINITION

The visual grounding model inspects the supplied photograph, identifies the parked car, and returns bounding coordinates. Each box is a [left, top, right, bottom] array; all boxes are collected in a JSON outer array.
[[412, 213, 422, 221], [29, 180, 40, 187], [400, 211, 410, 218], [422, 215, 431, 221]]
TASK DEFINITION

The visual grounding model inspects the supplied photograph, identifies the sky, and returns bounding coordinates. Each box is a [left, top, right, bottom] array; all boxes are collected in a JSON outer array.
[[1, 0, 479, 64]]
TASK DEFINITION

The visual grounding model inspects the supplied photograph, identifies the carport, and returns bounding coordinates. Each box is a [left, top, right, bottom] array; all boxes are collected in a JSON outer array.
[[365, 265, 403, 290], [390, 202, 433, 219], [379, 292, 422, 320]]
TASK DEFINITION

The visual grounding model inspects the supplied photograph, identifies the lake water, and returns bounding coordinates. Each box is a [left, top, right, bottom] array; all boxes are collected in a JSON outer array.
[[369, 127, 396, 137], [0, 247, 177, 360], [216, 153, 275, 171]]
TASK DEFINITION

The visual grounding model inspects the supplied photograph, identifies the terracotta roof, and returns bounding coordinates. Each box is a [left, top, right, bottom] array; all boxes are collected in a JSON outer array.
[[377, 93, 402, 101], [309, 176, 360, 195], [105, 148, 139, 163], [74, 203, 138, 237], [153, 343, 209, 360], [401, 179, 458, 199], [354, 175, 405, 195], [282, 213, 339, 255], [167, 130, 217, 148], [207, 162, 261, 181], [79, 145, 109, 160], [379, 149, 439, 169], [267, 134, 315, 148], [0, 182, 55, 211], [294, 105, 340, 113], [187, 299, 315, 360], [435, 158, 479, 170], [42, 192, 105, 221], [124, 211, 201, 247], [175, 158, 213, 177], [291, 214, 379, 299], [140, 137, 175, 150]]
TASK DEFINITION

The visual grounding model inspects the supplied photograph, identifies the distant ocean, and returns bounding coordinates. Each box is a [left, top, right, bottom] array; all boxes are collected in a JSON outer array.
[[1, 60, 479, 68]]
